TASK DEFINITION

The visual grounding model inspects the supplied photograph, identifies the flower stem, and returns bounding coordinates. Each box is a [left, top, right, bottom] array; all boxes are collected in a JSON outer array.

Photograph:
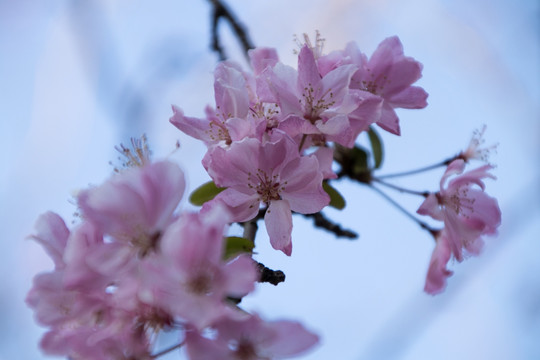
[[371, 177, 429, 197], [298, 134, 307, 152], [368, 184, 438, 235], [151, 341, 185, 358], [376, 156, 456, 179]]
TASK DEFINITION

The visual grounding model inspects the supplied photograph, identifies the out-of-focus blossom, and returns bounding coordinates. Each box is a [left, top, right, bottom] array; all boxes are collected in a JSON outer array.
[[139, 206, 258, 329], [185, 313, 320, 360], [417, 159, 501, 262]]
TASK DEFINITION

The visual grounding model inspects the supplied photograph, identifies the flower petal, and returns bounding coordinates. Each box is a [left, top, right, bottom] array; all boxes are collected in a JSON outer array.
[[265, 200, 293, 256]]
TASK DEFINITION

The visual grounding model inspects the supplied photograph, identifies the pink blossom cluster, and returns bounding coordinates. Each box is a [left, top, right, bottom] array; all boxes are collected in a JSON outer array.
[[171, 35, 427, 255], [27, 159, 318, 359], [26, 33, 501, 360], [418, 156, 501, 295]]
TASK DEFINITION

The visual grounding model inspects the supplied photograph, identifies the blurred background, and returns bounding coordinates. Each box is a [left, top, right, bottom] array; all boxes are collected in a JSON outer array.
[[1, 0, 539, 359]]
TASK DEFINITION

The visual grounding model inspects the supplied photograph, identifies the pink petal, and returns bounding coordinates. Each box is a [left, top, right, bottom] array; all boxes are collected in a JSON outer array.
[[320, 64, 357, 106], [265, 200, 293, 256], [249, 47, 279, 75], [376, 103, 401, 135], [313, 146, 337, 180], [280, 157, 329, 214], [186, 329, 234, 360], [263, 320, 320, 357], [268, 63, 303, 116], [424, 233, 453, 295], [140, 161, 185, 230], [169, 105, 215, 144], [30, 212, 69, 269], [214, 62, 249, 119], [205, 138, 260, 187], [388, 86, 428, 109], [417, 193, 444, 221], [223, 255, 258, 296], [210, 189, 260, 222], [297, 45, 322, 95]]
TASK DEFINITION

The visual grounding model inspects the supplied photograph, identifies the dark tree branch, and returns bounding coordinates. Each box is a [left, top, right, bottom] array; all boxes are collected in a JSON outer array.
[[257, 262, 286, 286], [207, 0, 254, 61], [302, 212, 358, 239]]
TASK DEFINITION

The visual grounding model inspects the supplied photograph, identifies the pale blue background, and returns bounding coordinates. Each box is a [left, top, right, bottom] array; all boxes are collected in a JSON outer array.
[[1, 0, 539, 359]]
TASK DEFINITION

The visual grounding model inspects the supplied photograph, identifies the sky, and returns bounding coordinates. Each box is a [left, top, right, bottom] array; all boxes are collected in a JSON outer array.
[[1, 0, 539, 359]]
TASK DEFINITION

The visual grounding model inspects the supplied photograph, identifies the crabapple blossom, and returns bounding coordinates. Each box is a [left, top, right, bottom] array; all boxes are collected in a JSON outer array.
[[185, 313, 319, 360], [264, 45, 364, 147], [26, 27, 503, 360], [320, 36, 428, 135], [417, 159, 501, 262], [170, 62, 253, 147], [26, 215, 156, 359], [204, 130, 329, 255], [77, 160, 185, 264], [139, 206, 258, 329]]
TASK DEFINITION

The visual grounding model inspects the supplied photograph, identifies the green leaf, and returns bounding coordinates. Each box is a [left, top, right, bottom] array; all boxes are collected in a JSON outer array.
[[189, 181, 226, 206], [351, 145, 369, 175], [323, 181, 346, 210], [368, 126, 384, 169], [223, 236, 254, 259]]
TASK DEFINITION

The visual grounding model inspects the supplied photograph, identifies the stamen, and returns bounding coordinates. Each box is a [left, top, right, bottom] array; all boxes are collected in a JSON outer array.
[[460, 125, 498, 163], [186, 267, 215, 295], [247, 169, 287, 204], [293, 30, 325, 59], [301, 83, 336, 122], [112, 134, 151, 172], [233, 338, 258, 360], [445, 187, 476, 218], [358, 71, 390, 96]]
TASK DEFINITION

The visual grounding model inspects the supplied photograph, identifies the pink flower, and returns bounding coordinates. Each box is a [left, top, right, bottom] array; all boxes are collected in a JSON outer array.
[[170, 62, 253, 147], [346, 37, 428, 135], [424, 230, 453, 295], [265, 45, 362, 147], [417, 159, 501, 262], [139, 206, 258, 329], [204, 131, 329, 255], [185, 313, 320, 360], [78, 160, 185, 261]]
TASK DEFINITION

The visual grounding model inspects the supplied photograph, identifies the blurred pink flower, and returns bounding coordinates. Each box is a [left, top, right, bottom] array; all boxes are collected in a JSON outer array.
[[185, 313, 319, 360], [78, 160, 185, 260], [139, 206, 258, 329], [418, 159, 501, 262]]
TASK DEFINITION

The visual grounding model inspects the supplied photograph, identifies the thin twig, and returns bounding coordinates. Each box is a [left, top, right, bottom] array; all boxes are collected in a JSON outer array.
[[151, 341, 185, 358], [302, 212, 358, 239], [369, 185, 438, 236], [371, 177, 429, 197], [207, 0, 254, 61], [376, 156, 456, 179]]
